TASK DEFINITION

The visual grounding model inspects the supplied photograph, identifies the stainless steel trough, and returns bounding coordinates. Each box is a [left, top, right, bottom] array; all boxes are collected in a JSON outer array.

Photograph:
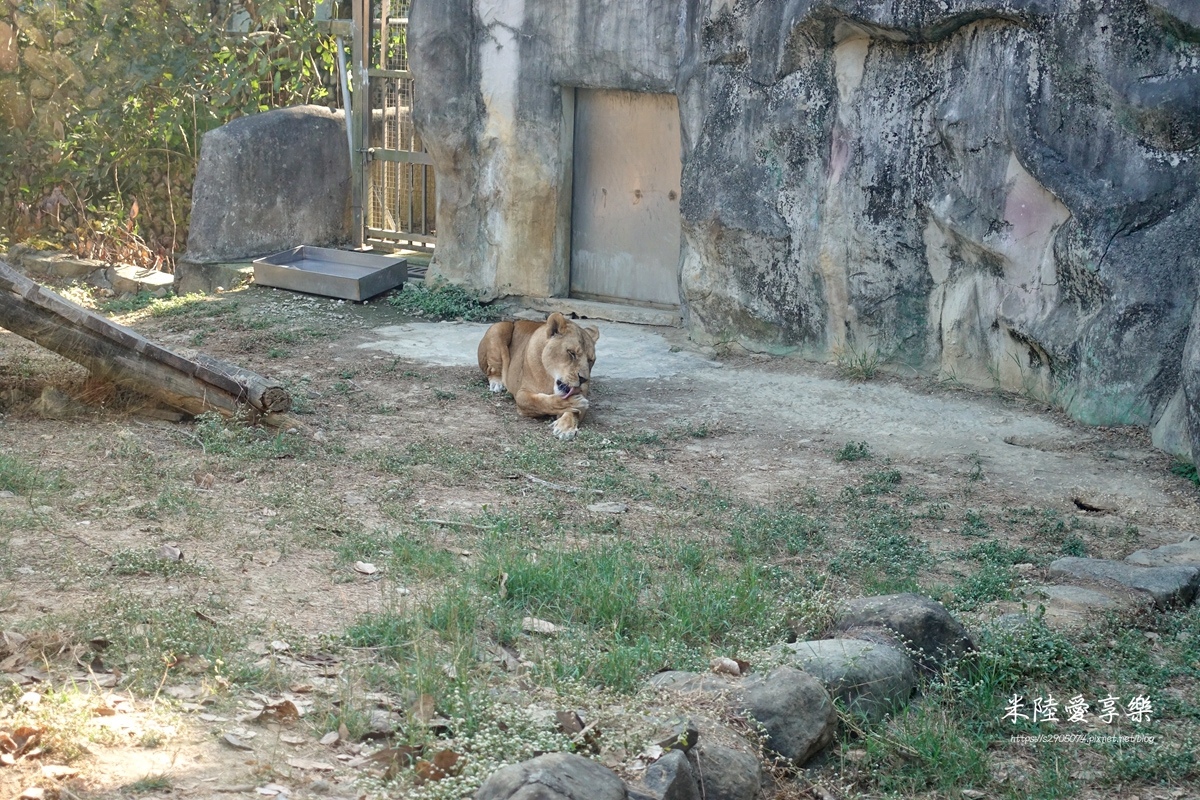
[[252, 246, 407, 301]]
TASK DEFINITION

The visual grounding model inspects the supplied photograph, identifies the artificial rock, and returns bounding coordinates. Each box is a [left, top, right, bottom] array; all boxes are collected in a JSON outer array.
[[409, 0, 1200, 457]]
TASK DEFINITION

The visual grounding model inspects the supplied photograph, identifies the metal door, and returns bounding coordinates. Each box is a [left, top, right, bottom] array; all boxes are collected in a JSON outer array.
[[353, 0, 435, 249], [570, 90, 682, 307]]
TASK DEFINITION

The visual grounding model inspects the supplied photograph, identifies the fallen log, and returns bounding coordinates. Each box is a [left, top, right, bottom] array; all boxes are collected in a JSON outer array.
[[0, 258, 292, 423]]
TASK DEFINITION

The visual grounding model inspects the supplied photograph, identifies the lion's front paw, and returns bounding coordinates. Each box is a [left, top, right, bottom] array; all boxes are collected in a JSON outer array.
[[488, 378, 506, 393], [552, 414, 579, 440], [568, 395, 589, 412]]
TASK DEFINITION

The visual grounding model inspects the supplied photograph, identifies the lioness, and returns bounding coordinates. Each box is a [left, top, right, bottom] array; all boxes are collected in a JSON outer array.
[[477, 312, 600, 440]]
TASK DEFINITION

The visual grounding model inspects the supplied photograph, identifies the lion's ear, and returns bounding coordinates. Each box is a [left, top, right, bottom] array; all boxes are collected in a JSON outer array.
[[546, 312, 568, 337], [584, 326, 600, 344]]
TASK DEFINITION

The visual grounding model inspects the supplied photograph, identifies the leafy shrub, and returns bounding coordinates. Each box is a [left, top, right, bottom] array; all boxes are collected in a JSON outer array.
[[0, 1, 337, 267], [388, 281, 496, 322]]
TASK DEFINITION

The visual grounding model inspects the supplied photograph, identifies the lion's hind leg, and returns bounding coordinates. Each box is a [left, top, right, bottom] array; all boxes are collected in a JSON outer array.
[[477, 321, 514, 393]]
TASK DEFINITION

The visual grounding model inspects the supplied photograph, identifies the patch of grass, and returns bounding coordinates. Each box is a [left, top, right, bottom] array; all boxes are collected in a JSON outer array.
[[104, 547, 206, 578], [1060, 534, 1088, 557], [100, 290, 163, 315], [728, 504, 823, 559], [81, 592, 248, 690], [335, 529, 459, 579], [834, 343, 883, 381], [1170, 459, 1199, 486], [191, 411, 306, 460], [387, 280, 496, 322], [0, 453, 62, 494], [960, 509, 991, 537], [835, 441, 872, 462], [125, 774, 174, 793]]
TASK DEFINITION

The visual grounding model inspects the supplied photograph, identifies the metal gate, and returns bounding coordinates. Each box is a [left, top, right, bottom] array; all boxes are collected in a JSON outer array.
[[352, 0, 435, 249]]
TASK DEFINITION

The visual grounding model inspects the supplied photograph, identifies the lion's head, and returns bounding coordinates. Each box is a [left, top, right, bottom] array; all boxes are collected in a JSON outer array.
[[540, 313, 599, 400]]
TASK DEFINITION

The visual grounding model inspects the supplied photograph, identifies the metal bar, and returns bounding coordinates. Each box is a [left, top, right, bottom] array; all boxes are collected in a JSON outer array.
[[367, 148, 434, 165], [366, 227, 437, 244], [336, 36, 357, 242], [351, 0, 371, 248], [366, 68, 413, 80], [419, 163, 427, 235]]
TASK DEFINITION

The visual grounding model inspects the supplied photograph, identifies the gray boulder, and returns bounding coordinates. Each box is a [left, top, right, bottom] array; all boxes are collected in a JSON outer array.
[[474, 752, 626, 800], [773, 638, 915, 723], [1125, 536, 1200, 568], [832, 594, 974, 673], [736, 667, 837, 765], [627, 750, 699, 800], [185, 105, 351, 263], [1048, 557, 1200, 608], [686, 743, 761, 800]]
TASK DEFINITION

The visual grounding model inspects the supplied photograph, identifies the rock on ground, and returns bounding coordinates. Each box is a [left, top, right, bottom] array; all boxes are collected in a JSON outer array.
[[832, 593, 975, 673], [686, 742, 762, 800], [474, 752, 626, 800], [1048, 557, 1200, 608], [773, 638, 915, 723], [184, 105, 351, 263], [736, 667, 837, 765]]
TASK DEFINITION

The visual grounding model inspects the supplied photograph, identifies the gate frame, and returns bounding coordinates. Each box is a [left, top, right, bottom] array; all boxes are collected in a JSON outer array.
[[350, 0, 436, 251]]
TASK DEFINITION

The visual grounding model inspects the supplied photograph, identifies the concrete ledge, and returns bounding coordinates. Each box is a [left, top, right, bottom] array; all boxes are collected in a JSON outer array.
[[519, 296, 682, 327], [175, 259, 254, 295]]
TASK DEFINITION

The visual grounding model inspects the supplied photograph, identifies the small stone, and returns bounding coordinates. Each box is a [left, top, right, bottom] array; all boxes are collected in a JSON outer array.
[[735, 666, 837, 765], [587, 501, 629, 514]]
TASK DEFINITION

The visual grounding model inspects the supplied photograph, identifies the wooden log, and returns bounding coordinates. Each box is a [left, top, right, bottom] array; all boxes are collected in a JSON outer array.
[[0, 259, 292, 422]]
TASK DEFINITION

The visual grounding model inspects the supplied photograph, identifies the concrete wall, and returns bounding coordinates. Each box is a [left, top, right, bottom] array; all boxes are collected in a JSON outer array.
[[409, 0, 1200, 458]]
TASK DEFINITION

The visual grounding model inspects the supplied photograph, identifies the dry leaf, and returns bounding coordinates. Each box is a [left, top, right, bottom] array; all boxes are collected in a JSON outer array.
[[319, 731, 339, 746], [366, 745, 422, 780], [555, 711, 584, 736], [40, 765, 78, 779], [410, 694, 436, 724], [222, 733, 254, 751], [18, 788, 44, 800], [522, 616, 559, 636], [255, 784, 289, 797], [279, 733, 306, 745], [253, 550, 282, 566], [338, 722, 350, 741], [0, 726, 41, 758], [414, 749, 462, 784], [444, 546, 472, 558], [255, 699, 300, 723], [286, 757, 335, 771], [193, 471, 216, 490], [353, 561, 378, 575]]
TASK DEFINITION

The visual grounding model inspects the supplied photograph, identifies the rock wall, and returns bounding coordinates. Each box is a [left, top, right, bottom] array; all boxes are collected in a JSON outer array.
[[410, 0, 1200, 457]]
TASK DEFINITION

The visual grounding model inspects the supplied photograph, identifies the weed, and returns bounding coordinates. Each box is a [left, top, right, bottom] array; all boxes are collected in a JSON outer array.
[[191, 411, 305, 460], [388, 281, 496, 322], [101, 291, 164, 315], [104, 547, 206, 578], [834, 343, 884, 381], [125, 774, 174, 793], [960, 509, 990, 537], [0, 453, 62, 494], [1060, 534, 1088, 557], [1171, 459, 1199, 487], [835, 441, 872, 462]]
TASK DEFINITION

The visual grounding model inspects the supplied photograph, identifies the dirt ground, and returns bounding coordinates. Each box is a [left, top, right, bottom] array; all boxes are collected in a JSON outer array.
[[1, 284, 1197, 800]]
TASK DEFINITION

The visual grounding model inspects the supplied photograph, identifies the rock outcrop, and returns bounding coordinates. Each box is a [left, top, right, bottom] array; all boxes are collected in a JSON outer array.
[[184, 105, 352, 263], [410, 0, 1200, 457]]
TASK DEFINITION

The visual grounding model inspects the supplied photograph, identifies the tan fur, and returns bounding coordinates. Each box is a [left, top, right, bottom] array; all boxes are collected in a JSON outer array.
[[477, 312, 600, 440]]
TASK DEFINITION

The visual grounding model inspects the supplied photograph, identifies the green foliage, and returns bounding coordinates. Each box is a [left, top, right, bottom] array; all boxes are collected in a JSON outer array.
[[0, 1, 335, 260], [191, 411, 306, 460], [0, 453, 62, 494], [835, 440, 873, 462], [1171, 459, 1200, 487], [387, 281, 496, 322]]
